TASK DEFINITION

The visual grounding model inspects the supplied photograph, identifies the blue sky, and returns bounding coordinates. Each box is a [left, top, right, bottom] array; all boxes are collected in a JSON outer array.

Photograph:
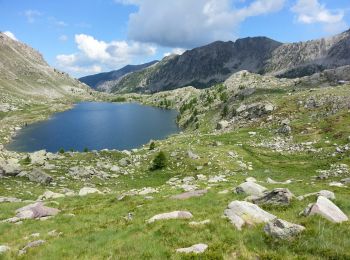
[[1, 0, 349, 77]]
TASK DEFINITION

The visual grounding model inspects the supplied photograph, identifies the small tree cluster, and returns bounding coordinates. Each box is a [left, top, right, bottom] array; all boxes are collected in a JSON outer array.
[[150, 151, 167, 171]]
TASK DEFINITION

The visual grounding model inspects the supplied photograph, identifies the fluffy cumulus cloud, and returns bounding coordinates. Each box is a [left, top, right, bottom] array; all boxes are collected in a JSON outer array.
[[292, 0, 348, 33], [164, 48, 186, 57], [23, 9, 42, 23], [3, 31, 17, 41], [56, 34, 156, 76], [117, 0, 286, 48]]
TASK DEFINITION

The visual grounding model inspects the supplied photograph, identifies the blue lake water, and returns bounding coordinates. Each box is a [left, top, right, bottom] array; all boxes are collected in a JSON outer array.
[[7, 102, 180, 152]]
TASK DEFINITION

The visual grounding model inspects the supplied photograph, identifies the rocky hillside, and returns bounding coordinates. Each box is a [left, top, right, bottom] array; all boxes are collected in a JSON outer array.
[[110, 29, 350, 93], [0, 32, 92, 112], [79, 60, 158, 92]]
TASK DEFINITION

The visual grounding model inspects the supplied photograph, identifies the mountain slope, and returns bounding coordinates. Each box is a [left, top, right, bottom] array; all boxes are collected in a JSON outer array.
[[111, 29, 350, 93], [0, 32, 91, 110], [79, 60, 158, 92]]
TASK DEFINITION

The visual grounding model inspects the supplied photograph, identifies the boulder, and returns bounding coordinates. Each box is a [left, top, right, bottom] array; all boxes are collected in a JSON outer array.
[[252, 188, 294, 206], [18, 240, 45, 255], [301, 196, 348, 223], [176, 244, 208, 254], [29, 150, 47, 165], [0, 197, 21, 203], [187, 151, 200, 160], [79, 187, 102, 196], [38, 191, 65, 200], [119, 157, 131, 167], [27, 168, 52, 184], [15, 202, 60, 220], [1, 158, 21, 176], [224, 201, 276, 230], [235, 181, 268, 196], [264, 218, 305, 240], [341, 177, 350, 184], [297, 190, 335, 201], [171, 189, 207, 200], [216, 120, 229, 130], [0, 245, 10, 254], [147, 211, 193, 223]]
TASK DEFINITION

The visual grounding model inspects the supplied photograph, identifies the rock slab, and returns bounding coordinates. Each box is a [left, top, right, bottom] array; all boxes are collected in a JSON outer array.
[[176, 243, 208, 254], [264, 218, 305, 240], [147, 211, 193, 223]]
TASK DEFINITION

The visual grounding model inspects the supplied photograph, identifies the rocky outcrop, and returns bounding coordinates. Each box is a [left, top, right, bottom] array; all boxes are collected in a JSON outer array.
[[252, 188, 294, 206]]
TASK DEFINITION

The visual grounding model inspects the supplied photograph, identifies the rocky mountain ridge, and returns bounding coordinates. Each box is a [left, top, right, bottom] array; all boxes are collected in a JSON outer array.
[[108, 29, 350, 93]]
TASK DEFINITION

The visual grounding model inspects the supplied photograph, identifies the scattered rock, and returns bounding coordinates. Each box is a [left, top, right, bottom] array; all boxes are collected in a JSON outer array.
[[235, 181, 268, 196], [38, 190, 65, 200], [252, 188, 294, 206], [264, 218, 305, 240], [224, 200, 276, 230], [245, 177, 257, 182], [217, 120, 229, 130], [119, 157, 131, 167], [208, 175, 227, 183], [266, 177, 292, 184], [176, 244, 208, 254], [0, 245, 10, 254], [301, 196, 348, 223], [297, 190, 335, 201], [29, 150, 47, 165], [171, 189, 207, 200], [0, 197, 21, 203], [189, 219, 210, 226], [16, 202, 60, 220], [18, 240, 45, 255], [188, 151, 200, 160], [329, 182, 345, 187], [27, 168, 52, 184], [79, 187, 102, 196], [147, 211, 193, 223], [138, 187, 158, 195], [341, 177, 350, 184]]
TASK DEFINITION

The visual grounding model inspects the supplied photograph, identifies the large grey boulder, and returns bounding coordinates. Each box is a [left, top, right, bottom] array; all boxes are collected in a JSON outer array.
[[224, 200, 276, 230], [176, 243, 208, 254], [235, 181, 268, 196], [1, 158, 21, 176], [29, 150, 47, 165], [147, 211, 193, 223], [252, 188, 294, 206], [301, 196, 348, 223], [119, 157, 131, 167], [171, 189, 207, 200], [264, 218, 305, 240], [26, 168, 52, 184], [216, 120, 229, 130]]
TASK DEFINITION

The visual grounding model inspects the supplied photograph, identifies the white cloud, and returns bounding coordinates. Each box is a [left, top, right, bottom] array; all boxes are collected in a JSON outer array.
[[3, 31, 17, 41], [56, 34, 157, 76], [164, 48, 186, 57], [292, 0, 348, 33], [23, 9, 42, 23], [118, 0, 286, 48]]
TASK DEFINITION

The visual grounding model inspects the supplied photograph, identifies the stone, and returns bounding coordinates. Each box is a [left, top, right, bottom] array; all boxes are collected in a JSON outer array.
[[266, 177, 292, 184], [341, 177, 350, 184], [264, 218, 305, 240], [302, 196, 348, 223], [188, 151, 200, 160], [119, 157, 131, 167], [27, 168, 52, 184], [110, 165, 120, 172], [189, 219, 210, 226], [138, 187, 158, 195], [0, 245, 10, 254], [235, 181, 268, 196], [176, 244, 208, 254], [29, 150, 47, 165], [15, 202, 60, 220], [217, 120, 229, 130], [329, 182, 345, 187], [208, 175, 227, 183], [38, 191, 65, 200], [18, 240, 45, 255], [297, 190, 335, 201], [278, 124, 292, 135], [0, 197, 21, 203], [171, 189, 207, 200], [252, 188, 294, 206], [224, 200, 276, 230], [1, 158, 21, 176], [79, 187, 102, 196], [147, 211, 193, 223], [245, 177, 257, 182]]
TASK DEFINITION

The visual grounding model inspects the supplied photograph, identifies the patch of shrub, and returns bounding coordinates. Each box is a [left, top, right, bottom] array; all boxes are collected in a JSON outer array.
[[150, 151, 167, 171]]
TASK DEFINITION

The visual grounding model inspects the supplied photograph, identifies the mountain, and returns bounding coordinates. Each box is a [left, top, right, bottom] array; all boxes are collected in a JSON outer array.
[[0, 32, 91, 109], [110, 29, 350, 93], [79, 61, 158, 92]]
